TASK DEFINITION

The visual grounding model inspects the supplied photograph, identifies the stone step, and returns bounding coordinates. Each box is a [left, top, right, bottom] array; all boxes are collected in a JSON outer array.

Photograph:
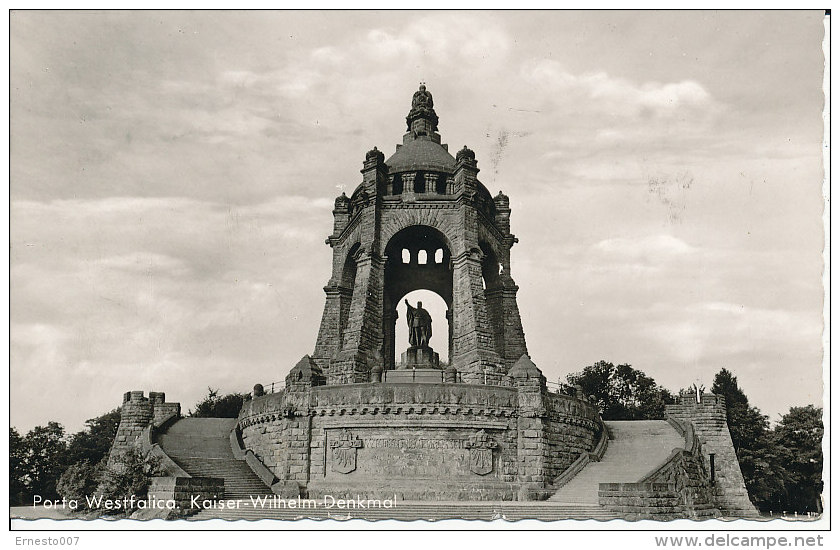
[[156, 418, 274, 499], [550, 420, 684, 505], [190, 502, 620, 521]]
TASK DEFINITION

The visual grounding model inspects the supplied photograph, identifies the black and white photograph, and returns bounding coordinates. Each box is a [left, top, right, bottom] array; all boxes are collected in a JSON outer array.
[[7, 8, 829, 538]]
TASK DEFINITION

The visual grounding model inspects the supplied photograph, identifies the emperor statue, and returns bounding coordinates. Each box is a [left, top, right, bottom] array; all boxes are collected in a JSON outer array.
[[404, 299, 432, 348]]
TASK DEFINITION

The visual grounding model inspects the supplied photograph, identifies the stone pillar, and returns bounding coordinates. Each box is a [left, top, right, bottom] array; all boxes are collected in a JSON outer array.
[[424, 173, 437, 194], [329, 250, 385, 384], [498, 282, 528, 371], [402, 173, 415, 197], [450, 248, 504, 384], [383, 309, 398, 371], [665, 392, 759, 517], [509, 355, 549, 500], [312, 285, 351, 373], [445, 176, 455, 195], [445, 309, 453, 367], [332, 193, 350, 236]]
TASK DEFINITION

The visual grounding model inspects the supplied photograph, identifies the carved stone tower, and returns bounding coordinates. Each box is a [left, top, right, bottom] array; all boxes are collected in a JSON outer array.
[[312, 85, 527, 385]]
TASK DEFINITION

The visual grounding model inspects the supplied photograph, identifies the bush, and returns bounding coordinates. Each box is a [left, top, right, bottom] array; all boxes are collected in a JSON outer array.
[[56, 460, 101, 505], [190, 387, 246, 418], [93, 449, 162, 514]]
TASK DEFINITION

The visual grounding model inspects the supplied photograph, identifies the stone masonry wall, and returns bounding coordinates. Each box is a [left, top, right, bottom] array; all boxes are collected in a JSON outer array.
[[238, 371, 601, 501], [543, 393, 601, 482], [110, 391, 181, 461], [665, 392, 759, 517]]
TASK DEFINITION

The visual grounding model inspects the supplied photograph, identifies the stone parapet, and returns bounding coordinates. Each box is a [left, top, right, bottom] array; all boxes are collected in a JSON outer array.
[[238, 360, 601, 501]]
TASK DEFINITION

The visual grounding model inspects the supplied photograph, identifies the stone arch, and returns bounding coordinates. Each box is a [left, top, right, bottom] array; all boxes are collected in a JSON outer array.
[[380, 212, 460, 259], [338, 242, 361, 346], [382, 224, 454, 370]]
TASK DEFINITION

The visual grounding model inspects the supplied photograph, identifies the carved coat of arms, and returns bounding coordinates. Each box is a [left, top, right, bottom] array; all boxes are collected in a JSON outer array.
[[330, 430, 363, 474], [465, 430, 497, 475]]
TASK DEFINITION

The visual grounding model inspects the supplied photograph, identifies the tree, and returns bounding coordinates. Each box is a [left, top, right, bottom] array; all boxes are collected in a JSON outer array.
[[772, 405, 824, 513], [56, 460, 102, 505], [190, 387, 246, 418], [564, 361, 676, 420], [10, 427, 29, 505], [712, 368, 787, 511], [65, 408, 121, 467], [19, 422, 68, 501]]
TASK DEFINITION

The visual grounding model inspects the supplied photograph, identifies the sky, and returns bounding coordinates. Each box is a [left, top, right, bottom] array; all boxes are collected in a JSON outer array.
[[9, 10, 826, 434]]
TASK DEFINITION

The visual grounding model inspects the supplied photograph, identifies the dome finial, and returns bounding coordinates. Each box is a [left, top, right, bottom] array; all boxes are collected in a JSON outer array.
[[407, 83, 438, 133]]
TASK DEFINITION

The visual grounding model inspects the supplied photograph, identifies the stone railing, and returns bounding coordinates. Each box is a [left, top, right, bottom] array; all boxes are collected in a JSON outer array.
[[550, 416, 608, 491], [599, 419, 719, 520], [229, 423, 302, 498]]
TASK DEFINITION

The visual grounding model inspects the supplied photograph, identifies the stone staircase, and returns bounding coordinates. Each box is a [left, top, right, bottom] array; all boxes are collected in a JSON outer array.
[[156, 418, 273, 499], [190, 501, 620, 521], [549, 420, 684, 504]]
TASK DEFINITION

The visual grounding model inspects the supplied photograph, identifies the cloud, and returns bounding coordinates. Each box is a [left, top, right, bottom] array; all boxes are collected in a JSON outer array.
[[8, 11, 824, 434], [524, 59, 713, 117], [595, 234, 695, 258]]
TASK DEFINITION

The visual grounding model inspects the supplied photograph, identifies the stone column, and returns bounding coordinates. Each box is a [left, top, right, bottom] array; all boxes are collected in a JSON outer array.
[[329, 250, 385, 384], [445, 309, 453, 368], [382, 309, 398, 371], [424, 173, 437, 194], [499, 282, 528, 371], [450, 248, 504, 384], [312, 285, 352, 373], [509, 355, 549, 501], [402, 172, 416, 196]]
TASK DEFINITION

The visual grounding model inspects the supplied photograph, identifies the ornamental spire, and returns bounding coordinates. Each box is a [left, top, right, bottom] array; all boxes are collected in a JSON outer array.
[[406, 83, 439, 134]]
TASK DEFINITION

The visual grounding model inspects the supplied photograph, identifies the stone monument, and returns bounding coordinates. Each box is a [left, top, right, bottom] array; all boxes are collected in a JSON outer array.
[[108, 85, 759, 519]]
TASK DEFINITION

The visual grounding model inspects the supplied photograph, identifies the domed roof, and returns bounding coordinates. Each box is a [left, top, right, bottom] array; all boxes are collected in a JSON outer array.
[[385, 139, 455, 175]]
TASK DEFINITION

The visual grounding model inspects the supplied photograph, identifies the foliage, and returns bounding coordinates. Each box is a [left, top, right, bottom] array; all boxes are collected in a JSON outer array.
[[770, 405, 824, 513], [94, 448, 163, 513], [12, 422, 68, 502], [711, 368, 791, 512], [65, 408, 121, 467], [56, 460, 102, 505], [563, 360, 676, 420], [190, 387, 246, 418], [9, 428, 29, 505], [10, 408, 123, 505]]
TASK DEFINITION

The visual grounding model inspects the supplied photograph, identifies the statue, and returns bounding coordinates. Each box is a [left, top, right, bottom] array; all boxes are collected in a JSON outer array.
[[411, 84, 434, 110], [405, 299, 432, 348]]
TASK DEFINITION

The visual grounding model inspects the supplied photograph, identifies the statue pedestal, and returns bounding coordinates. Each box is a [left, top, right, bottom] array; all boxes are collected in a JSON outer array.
[[399, 346, 440, 370]]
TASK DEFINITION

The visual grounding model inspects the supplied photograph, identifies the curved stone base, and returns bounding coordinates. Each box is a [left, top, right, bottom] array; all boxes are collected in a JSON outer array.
[[238, 381, 603, 502]]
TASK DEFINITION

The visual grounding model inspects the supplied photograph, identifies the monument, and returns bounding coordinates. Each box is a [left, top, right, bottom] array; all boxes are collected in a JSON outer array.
[[108, 85, 759, 519]]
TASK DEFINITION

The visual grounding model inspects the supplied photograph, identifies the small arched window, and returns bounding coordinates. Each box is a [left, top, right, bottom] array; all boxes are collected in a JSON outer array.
[[435, 248, 444, 264], [402, 249, 411, 264], [418, 250, 428, 265]]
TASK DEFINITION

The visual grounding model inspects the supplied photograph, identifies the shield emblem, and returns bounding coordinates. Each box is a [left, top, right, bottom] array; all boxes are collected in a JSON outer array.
[[465, 429, 497, 476], [470, 448, 493, 475], [330, 430, 363, 474]]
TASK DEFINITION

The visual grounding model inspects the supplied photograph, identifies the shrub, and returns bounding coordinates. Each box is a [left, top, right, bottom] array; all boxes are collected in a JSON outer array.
[[56, 460, 101, 505]]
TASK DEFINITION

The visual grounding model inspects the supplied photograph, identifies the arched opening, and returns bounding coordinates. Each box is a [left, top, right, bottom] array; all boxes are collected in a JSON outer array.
[[395, 290, 449, 365], [339, 243, 360, 345], [383, 225, 453, 371]]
